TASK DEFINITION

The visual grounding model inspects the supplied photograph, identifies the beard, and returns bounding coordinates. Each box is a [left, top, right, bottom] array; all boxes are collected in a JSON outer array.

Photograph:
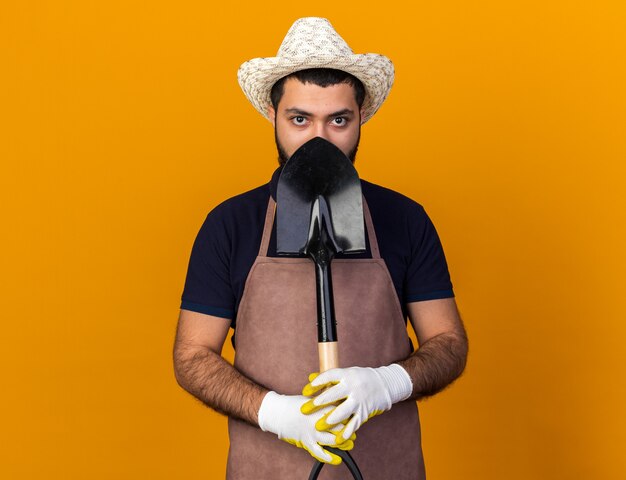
[[275, 127, 361, 166]]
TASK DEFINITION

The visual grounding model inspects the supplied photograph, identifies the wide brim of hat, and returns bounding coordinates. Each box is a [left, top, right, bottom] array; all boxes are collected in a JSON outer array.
[[237, 53, 394, 124]]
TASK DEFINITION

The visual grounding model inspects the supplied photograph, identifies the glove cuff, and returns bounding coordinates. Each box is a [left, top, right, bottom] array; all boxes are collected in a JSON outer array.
[[257, 391, 282, 433], [378, 364, 413, 404]]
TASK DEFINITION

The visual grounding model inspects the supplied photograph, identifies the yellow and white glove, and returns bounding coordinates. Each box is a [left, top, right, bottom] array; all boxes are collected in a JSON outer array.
[[301, 364, 413, 441], [257, 391, 355, 465]]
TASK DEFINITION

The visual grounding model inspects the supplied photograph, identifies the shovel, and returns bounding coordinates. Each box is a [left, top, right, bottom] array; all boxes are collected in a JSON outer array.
[[277, 136, 365, 480]]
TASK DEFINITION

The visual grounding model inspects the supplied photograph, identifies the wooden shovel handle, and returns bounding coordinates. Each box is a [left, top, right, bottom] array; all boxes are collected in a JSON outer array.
[[318, 341, 339, 372]]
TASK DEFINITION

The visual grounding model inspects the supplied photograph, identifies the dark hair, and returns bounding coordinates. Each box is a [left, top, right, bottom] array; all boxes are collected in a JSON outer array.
[[270, 68, 366, 110]]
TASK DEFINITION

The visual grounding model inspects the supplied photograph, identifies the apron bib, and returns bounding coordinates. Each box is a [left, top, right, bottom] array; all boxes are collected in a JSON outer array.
[[226, 197, 426, 480]]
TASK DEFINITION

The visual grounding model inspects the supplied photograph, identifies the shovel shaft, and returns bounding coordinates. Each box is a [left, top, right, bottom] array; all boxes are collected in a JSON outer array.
[[318, 341, 339, 372], [313, 258, 338, 343]]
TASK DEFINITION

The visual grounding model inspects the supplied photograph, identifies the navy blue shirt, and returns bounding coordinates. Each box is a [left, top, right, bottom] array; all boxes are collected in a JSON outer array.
[[181, 167, 454, 328]]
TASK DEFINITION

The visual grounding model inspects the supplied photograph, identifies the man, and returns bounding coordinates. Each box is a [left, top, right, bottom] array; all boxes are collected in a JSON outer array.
[[174, 17, 468, 479]]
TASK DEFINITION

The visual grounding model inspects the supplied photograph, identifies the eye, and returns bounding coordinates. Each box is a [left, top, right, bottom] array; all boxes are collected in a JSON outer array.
[[332, 117, 347, 126], [291, 116, 307, 126]]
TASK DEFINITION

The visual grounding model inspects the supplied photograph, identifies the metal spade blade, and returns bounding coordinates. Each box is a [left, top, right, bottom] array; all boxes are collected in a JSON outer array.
[[276, 136, 365, 256]]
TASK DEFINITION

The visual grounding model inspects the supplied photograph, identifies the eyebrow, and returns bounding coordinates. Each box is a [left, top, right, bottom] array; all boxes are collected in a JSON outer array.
[[327, 108, 355, 117], [284, 108, 355, 118]]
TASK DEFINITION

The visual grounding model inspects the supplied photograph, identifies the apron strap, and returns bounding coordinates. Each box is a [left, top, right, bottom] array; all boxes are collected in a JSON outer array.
[[260, 196, 381, 259], [362, 197, 381, 259], [259, 197, 277, 256]]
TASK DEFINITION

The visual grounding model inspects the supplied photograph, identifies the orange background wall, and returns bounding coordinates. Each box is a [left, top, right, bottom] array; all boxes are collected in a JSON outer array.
[[2, 1, 625, 478]]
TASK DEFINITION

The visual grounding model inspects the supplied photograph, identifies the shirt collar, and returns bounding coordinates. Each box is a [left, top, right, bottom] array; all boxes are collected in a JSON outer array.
[[268, 165, 283, 201]]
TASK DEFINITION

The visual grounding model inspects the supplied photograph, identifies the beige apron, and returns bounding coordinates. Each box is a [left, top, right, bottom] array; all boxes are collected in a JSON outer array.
[[226, 197, 426, 480]]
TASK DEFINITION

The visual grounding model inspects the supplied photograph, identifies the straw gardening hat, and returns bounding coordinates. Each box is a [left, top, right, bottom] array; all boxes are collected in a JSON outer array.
[[237, 17, 394, 124]]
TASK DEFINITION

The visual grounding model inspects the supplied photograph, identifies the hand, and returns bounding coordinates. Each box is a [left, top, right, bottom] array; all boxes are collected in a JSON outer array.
[[257, 391, 356, 465], [301, 364, 413, 441]]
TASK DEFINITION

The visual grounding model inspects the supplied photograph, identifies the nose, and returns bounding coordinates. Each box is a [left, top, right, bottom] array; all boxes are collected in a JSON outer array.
[[313, 122, 331, 141]]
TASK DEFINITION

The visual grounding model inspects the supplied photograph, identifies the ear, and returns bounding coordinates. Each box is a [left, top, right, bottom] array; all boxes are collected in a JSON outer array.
[[268, 105, 276, 127], [359, 108, 365, 125]]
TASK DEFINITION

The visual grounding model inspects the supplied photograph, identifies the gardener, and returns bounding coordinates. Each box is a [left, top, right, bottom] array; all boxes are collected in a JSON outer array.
[[173, 17, 468, 480]]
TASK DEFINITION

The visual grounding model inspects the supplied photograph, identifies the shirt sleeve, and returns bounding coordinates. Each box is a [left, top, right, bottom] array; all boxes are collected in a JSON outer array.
[[180, 208, 235, 320], [405, 205, 455, 302]]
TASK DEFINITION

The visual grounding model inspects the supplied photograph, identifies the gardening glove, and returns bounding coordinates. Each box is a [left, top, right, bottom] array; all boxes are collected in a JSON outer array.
[[257, 391, 356, 465], [301, 364, 413, 442]]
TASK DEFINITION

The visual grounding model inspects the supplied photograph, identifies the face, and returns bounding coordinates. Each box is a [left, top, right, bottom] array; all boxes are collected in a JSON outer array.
[[268, 77, 362, 165]]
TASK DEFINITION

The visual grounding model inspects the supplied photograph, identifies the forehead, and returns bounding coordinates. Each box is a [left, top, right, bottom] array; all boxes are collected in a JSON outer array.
[[277, 77, 359, 113]]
